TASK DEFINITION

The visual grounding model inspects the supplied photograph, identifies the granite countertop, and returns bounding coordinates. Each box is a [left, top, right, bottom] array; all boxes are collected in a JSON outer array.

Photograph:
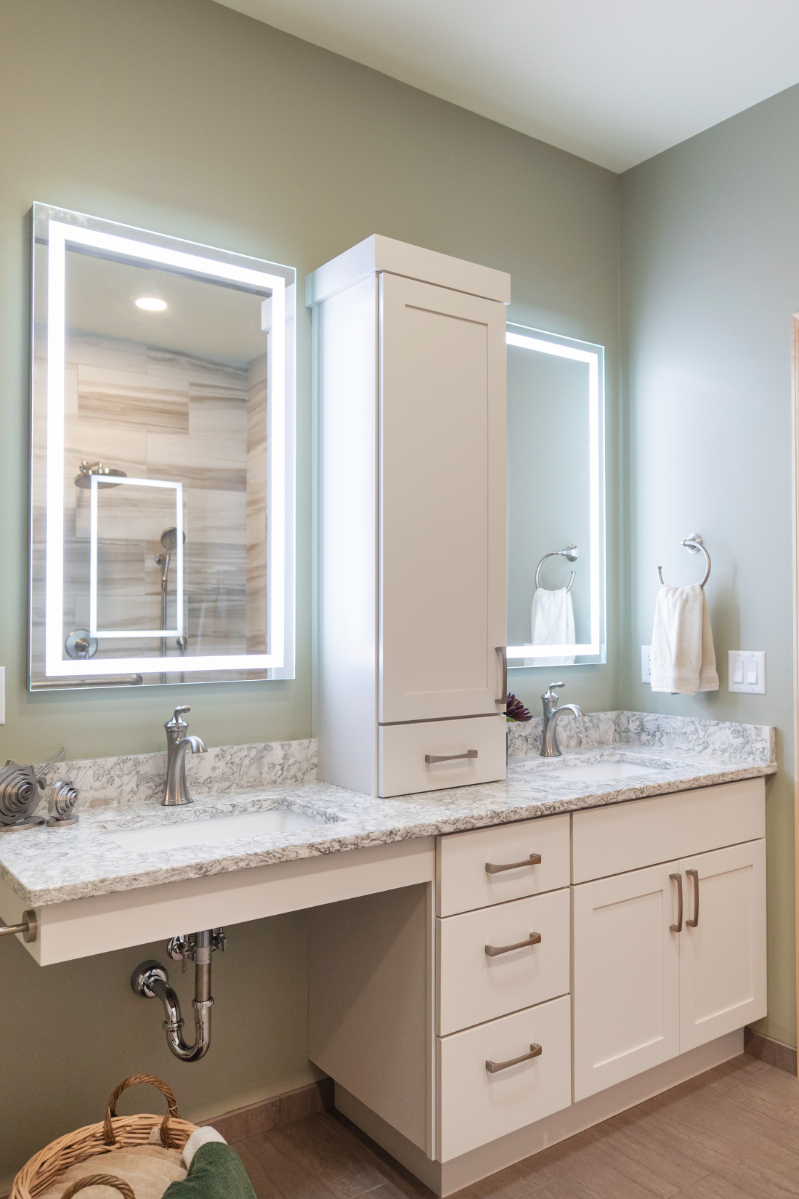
[[0, 711, 776, 908]]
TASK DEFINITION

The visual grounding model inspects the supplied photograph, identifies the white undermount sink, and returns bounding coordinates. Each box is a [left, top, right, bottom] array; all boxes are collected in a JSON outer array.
[[104, 806, 333, 853], [547, 760, 659, 782]]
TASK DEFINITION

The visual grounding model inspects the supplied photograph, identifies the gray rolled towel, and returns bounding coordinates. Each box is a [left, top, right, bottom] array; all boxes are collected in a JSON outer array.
[[162, 1133, 257, 1199]]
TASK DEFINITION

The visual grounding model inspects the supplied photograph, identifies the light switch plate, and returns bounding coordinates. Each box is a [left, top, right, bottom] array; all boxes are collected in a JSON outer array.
[[728, 651, 766, 694], [641, 645, 651, 684]]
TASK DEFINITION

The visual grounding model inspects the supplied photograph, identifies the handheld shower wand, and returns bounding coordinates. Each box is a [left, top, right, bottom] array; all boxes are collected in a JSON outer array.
[[156, 527, 186, 683]]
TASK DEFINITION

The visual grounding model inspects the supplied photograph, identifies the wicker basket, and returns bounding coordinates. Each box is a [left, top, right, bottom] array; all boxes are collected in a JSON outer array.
[[12, 1075, 199, 1199]]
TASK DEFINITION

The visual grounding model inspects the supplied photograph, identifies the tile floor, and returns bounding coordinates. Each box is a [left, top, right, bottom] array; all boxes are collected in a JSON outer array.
[[229, 1056, 799, 1199]]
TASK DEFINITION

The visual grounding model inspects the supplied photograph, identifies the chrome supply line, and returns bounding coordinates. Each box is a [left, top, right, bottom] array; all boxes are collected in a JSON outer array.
[[131, 929, 225, 1062]]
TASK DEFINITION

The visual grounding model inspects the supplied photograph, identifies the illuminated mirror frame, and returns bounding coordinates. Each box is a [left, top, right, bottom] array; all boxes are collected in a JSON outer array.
[[31, 204, 296, 685], [506, 323, 606, 666]]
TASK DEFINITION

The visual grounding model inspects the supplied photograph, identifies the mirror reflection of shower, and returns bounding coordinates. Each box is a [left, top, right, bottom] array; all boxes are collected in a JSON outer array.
[[73, 460, 127, 488], [156, 527, 187, 683]]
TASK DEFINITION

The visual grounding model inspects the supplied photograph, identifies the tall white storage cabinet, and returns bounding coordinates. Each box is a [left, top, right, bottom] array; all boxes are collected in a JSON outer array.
[[307, 236, 510, 798]]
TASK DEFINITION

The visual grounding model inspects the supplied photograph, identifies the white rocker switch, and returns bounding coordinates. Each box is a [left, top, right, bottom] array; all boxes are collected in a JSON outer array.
[[728, 651, 765, 694]]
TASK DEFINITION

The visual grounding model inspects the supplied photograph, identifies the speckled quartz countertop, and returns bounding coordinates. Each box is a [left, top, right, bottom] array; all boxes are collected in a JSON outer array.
[[0, 712, 776, 907]]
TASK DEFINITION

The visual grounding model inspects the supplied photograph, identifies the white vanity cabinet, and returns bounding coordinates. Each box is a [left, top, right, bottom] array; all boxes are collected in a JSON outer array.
[[307, 235, 510, 798], [309, 778, 767, 1195], [571, 780, 767, 1101], [310, 813, 574, 1163], [435, 814, 572, 1159]]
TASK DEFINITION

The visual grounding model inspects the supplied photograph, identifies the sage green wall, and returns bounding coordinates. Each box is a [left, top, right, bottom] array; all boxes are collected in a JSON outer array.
[[620, 86, 799, 1047], [0, 0, 619, 1183]]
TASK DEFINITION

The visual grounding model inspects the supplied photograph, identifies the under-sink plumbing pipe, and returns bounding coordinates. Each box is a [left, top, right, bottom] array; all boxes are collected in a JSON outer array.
[[131, 929, 225, 1062]]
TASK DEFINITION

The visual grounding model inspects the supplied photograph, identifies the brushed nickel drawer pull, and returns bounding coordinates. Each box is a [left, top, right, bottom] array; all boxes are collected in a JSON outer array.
[[686, 868, 699, 927], [486, 1043, 542, 1073], [485, 931, 541, 957], [425, 750, 478, 764], [495, 646, 508, 704], [670, 872, 683, 933], [485, 853, 542, 875]]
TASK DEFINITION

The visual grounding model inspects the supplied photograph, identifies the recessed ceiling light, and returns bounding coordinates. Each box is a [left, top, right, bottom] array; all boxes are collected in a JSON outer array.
[[135, 297, 167, 311]]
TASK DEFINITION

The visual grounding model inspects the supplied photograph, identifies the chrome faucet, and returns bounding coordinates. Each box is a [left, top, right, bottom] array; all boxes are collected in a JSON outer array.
[[162, 706, 207, 806], [540, 683, 585, 758]]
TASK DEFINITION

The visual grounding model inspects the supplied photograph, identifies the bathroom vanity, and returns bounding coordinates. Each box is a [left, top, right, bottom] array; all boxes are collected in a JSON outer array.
[[0, 714, 773, 1195], [12, 224, 771, 1194], [310, 773, 766, 1188]]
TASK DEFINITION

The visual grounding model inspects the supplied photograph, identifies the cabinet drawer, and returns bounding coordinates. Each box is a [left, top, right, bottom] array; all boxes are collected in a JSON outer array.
[[437, 995, 571, 1161], [437, 889, 570, 1035], [437, 812, 570, 916], [378, 715, 505, 798], [572, 778, 766, 884]]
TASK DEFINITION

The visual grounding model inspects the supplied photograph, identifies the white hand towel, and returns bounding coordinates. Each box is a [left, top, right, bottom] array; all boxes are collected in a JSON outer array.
[[531, 587, 576, 667], [650, 582, 719, 695]]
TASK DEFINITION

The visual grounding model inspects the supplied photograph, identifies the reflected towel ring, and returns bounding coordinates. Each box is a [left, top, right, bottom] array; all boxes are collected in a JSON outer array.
[[535, 544, 578, 592], [657, 534, 711, 588]]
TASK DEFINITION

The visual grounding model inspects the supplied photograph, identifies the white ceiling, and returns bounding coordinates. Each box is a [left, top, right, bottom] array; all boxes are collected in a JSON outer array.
[[216, 0, 799, 171]]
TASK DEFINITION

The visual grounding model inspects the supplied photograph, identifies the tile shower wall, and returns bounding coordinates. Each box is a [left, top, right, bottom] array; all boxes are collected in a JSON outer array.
[[31, 330, 268, 673]]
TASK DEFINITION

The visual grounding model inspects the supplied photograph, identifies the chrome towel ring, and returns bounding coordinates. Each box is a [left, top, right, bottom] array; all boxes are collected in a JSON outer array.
[[657, 534, 711, 588], [535, 544, 578, 592]]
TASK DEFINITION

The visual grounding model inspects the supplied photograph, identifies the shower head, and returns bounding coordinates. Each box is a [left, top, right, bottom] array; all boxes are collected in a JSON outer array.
[[74, 461, 127, 489], [160, 527, 186, 551]]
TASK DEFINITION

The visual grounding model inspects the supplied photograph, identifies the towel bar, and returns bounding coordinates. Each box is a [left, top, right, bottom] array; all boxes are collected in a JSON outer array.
[[657, 534, 711, 588]]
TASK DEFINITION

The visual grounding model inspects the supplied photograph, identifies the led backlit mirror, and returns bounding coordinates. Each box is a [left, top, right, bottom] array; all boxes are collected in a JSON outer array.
[[30, 203, 295, 689], [506, 324, 606, 669]]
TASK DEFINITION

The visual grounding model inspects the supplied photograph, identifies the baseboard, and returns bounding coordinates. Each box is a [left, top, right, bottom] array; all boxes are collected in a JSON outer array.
[[200, 1077, 334, 1142], [336, 1029, 744, 1196], [744, 1027, 798, 1075]]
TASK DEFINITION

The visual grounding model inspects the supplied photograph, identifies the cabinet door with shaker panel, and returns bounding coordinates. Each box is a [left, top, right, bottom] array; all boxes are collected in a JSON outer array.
[[378, 271, 506, 726], [309, 235, 510, 797]]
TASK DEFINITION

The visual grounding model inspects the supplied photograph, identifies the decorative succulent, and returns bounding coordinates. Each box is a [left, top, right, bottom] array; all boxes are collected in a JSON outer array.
[[506, 693, 532, 722]]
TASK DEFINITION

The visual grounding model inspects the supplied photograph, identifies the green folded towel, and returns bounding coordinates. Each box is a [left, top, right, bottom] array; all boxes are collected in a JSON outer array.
[[162, 1141, 256, 1199]]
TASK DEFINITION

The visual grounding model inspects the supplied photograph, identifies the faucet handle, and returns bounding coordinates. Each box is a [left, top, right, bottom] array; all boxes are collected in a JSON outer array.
[[542, 682, 565, 702], [165, 706, 190, 735]]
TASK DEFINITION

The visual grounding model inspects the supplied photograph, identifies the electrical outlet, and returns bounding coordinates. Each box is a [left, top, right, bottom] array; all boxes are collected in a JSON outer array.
[[641, 645, 651, 684], [728, 651, 766, 694]]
